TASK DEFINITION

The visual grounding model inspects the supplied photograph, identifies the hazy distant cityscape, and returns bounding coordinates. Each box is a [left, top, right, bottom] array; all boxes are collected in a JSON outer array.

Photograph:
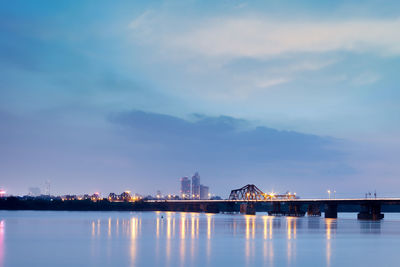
[[0, 172, 221, 201]]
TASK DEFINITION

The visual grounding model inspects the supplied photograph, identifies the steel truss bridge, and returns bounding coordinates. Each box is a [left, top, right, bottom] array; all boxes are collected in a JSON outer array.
[[145, 184, 400, 220], [228, 184, 296, 201]]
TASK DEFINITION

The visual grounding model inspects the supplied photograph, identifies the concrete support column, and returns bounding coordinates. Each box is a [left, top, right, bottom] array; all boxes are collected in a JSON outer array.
[[288, 204, 297, 213], [288, 204, 305, 216], [273, 202, 281, 213], [226, 202, 237, 213], [324, 204, 338, 218], [358, 203, 384, 220], [205, 203, 220, 213], [307, 204, 321, 216], [268, 202, 282, 216], [200, 203, 207, 212], [240, 203, 256, 215]]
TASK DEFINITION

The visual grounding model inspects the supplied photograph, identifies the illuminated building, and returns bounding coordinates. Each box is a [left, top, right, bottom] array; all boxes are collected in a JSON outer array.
[[120, 191, 132, 202], [0, 189, 6, 198], [191, 172, 200, 199], [200, 185, 209, 200], [91, 193, 100, 202], [180, 177, 191, 199], [108, 191, 134, 202], [62, 195, 77, 201], [108, 193, 118, 201]]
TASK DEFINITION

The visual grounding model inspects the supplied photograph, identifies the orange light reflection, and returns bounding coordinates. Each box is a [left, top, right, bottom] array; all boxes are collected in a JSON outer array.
[[181, 214, 186, 239], [326, 218, 334, 267], [97, 219, 100, 236], [191, 216, 195, 239], [245, 216, 250, 240], [156, 218, 160, 238], [108, 218, 111, 238], [167, 216, 171, 239], [166, 215, 172, 262], [252, 217, 255, 239], [287, 217, 292, 240], [206, 214, 212, 239], [91, 221, 95, 237], [0, 220, 4, 267], [263, 216, 268, 240], [130, 217, 139, 265], [116, 218, 119, 236], [180, 214, 186, 264]]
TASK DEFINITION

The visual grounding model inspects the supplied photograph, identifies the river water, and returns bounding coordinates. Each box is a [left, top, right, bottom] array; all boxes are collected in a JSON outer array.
[[1, 210, 400, 266]]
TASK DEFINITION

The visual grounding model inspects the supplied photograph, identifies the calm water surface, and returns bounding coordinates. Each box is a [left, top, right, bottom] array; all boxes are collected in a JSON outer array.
[[1, 211, 400, 266]]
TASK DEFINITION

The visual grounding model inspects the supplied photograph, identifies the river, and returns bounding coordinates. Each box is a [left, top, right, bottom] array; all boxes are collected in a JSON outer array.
[[1, 210, 400, 266]]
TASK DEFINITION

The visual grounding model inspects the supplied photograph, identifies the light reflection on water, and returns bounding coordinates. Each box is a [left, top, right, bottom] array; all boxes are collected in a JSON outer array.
[[0, 220, 4, 267], [1, 211, 400, 266]]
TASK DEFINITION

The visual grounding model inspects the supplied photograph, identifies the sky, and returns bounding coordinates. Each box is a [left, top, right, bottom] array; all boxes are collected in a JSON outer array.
[[1, 0, 400, 198]]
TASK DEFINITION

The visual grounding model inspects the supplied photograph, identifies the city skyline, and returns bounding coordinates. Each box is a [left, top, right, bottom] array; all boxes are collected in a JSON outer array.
[[180, 172, 210, 200], [1, 1, 400, 198]]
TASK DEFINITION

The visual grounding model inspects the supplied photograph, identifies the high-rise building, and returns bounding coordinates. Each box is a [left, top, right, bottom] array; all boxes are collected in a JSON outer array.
[[191, 172, 200, 199], [200, 184, 209, 200], [180, 177, 191, 199]]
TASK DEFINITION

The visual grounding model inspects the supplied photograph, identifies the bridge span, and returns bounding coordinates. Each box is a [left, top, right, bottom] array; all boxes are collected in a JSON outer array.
[[145, 184, 400, 220], [145, 198, 400, 220]]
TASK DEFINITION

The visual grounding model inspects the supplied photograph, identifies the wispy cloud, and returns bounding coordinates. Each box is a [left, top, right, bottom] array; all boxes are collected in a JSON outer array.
[[351, 72, 381, 86], [254, 77, 289, 89], [110, 110, 343, 163], [130, 13, 400, 58], [174, 17, 400, 58]]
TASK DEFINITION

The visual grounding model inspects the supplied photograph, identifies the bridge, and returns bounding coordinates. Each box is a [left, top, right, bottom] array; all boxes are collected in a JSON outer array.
[[145, 184, 400, 220]]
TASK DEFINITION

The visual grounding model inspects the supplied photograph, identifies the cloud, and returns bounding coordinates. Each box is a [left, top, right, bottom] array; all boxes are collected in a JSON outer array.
[[110, 110, 344, 163], [0, 108, 352, 196], [107, 110, 358, 195], [254, 77, 289, 88], [130, 13, 400, 58], [174, 17, 400, 58], [351, 72, 381, 86]]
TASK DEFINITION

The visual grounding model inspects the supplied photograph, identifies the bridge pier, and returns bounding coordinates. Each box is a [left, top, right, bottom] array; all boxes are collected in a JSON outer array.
[[324, 204, 337, 218], [307, 204, 321, 216], [240, 203, 256, 215], [205, 203, 220, 213], [199, 203, 220, 213], [288, 203, 305, 216], [268, 202, 282, 216], [358, 203, 384, 220]]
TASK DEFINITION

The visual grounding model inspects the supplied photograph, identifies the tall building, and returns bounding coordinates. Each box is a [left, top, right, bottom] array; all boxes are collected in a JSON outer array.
[[191, 172, 200, 199], [180, 177, 191, 199], [200, 185, 209, 200]]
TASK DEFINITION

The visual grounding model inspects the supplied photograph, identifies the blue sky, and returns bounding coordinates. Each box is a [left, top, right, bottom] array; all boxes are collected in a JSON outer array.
[[1, 0, 400, 197]]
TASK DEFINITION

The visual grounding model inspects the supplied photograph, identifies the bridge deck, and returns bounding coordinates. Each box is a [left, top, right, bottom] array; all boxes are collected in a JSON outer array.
[[146, 198, 400, 204]]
